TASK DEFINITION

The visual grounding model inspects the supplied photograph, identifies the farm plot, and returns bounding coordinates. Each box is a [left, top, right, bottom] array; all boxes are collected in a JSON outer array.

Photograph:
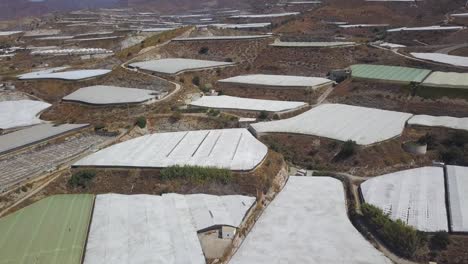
[[84, 193, 255, 264], [173, 35, 272, 41], [0, 100, 51, 130], [0, 123, 89, 155], [270, 41, 356, 47], [190, 95, 307, 113], [421, 71, 468, 90], [388, 26, 465, 32], [0, 133, 111, 192], [0, 194, 94, 264], [211, 23, 271, 29], [411, 53, 468, 67], [73, 128, 268, 171], [230, 12, 300, 18], [360, 167, 448, 232], [230, 176, 391, 264], [63, 85, 161, 105], [219, 74, 333, 88], [129, 58, 235, 75], [251, 104, 413, 145], [446, 165, 468, 233], [408, 115, 468, 132], [18, 68, 111, 81], [350, 64, 431, 84], [31, 48, 113, 56]]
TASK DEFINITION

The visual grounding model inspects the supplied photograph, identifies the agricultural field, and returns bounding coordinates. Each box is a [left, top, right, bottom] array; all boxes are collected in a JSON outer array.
[[251, 103, 413, 145], [0, 194, 94, 264], [1, 0, 468, 263], [74, 128, 268, 171]]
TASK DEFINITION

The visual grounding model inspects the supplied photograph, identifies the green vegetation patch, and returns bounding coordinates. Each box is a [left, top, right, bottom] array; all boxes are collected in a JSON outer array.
[[361, 203, 427, 258], [161, 165, 232, 184], [0, 194, 95, 264], [351, 64, 431, 84]]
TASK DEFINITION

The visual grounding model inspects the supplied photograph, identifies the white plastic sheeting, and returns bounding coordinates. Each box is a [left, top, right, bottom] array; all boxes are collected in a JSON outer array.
[[411, 53, 468, 67], [0, 123, 89, 154], [74, 128, 268, 171], [18, 69, 111, 81], [211, 23, 271, 29], [0, 31, 22, 36], [84, 193, 255, 264], [190, 95, 306, 112], [388, 26, 464, 32], [173, 35, 271, 41], [0, 100, 51, 130], [84, 194, 205, 264], [230, 177, 391, 264], [270, 41, 356, 47], [361, 167, 448, 232], [218, 74, 333, 88], [251, 104, 413, 145], [230, 12, 299, 18], [31, 48, 112, 55], [446, 165, 468, 232], [422, 71, 468, 89], [63, 85, 157, 105], [129, 58, 235, 75], [408, 115, 468, 132]]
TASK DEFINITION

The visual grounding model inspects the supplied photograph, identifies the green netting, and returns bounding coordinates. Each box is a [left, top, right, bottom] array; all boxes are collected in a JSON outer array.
[[351, 64, 431, 84]]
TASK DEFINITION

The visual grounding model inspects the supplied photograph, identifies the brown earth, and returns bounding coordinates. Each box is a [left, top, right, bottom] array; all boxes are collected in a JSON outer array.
[[329, 80, 468, 117]]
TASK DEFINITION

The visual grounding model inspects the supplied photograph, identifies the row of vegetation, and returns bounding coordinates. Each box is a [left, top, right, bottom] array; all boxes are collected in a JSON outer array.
[[361, 203, 451, 258], [160, 165, 232, 184]]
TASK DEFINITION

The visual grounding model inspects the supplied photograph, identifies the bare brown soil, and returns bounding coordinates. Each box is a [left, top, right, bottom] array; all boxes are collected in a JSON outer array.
[[329, 80, 468, 117], [3, 150, 285, 215], [260, 132, 434, 177]]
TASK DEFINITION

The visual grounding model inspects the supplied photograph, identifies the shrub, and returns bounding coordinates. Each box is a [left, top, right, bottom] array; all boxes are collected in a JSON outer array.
[[68, 170, 96, 189], [258, 111, 268, 120], [160, 165, 232, 184], [224, 58, 233, 62], [169, 111, 182, 123], [199, 47, 209, 55], [440, 148, 464, 164], [207, 109, 220, 117], [135, 117, 147, 128], [94, 123, 105, 131], [192, 76, 200, 86], [430, 231, 450, 251], [335, 140, 357, 160], [362, 203, 427, 258], [417, 133, 436, 147]]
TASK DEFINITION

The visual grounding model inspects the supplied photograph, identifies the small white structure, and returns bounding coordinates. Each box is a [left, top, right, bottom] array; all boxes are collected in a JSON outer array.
[[84, 193, 255, 264], [411, 53, 468, 67], [73, 128, 268, 171], [218, 74, 333, 89], [18, 69, 111, 81], [129, 58, 235, 75], [361, 167, 448, 232], [190, 95, 307, 113], [251, 104, 413, 145], [230, 176, 391, 264], [0, 100, 51, 130], [446, 165, 468, 233], [63, 85, 161, 105]]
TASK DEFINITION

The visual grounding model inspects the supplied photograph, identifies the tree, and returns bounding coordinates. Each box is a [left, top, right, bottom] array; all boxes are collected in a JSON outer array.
[[192, 76, 200, 86], [135, 116, 147, 128], [198, 47, 209, 55]]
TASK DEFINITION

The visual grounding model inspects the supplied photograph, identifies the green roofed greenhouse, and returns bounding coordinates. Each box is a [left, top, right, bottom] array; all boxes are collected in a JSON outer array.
[[0, 194, 94, 264], [351, 64, 431, 84]]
